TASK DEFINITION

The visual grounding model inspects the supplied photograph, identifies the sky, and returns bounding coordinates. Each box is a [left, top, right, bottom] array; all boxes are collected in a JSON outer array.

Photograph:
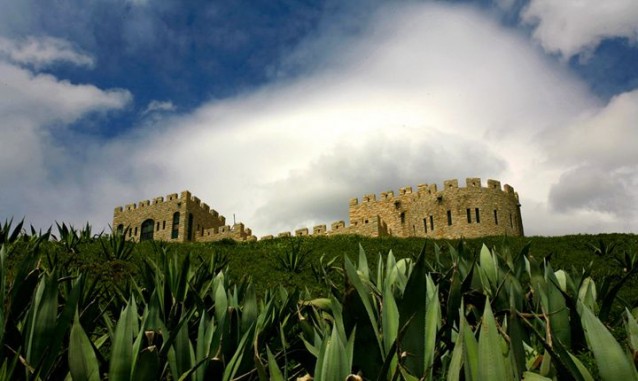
[[1, 0, 638, 237]]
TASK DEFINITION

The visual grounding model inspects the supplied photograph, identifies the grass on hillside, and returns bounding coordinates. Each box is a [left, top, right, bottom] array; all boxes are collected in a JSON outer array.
[[10, 232, 637, 303]]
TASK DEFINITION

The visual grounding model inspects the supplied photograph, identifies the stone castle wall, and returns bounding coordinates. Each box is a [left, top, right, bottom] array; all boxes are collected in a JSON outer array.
[[112, 177, 523, 242], [113, 191, 255, 242], [348, 178, 523, 239]]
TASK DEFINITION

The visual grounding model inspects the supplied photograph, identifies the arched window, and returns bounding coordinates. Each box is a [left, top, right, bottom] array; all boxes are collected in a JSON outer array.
[[141, 219, 154, 241], [187, 213, 194, 241], [171, 212, 180, 239]]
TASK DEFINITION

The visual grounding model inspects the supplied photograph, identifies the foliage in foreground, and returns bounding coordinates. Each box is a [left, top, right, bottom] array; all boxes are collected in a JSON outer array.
[[1, 221, 638, 380]]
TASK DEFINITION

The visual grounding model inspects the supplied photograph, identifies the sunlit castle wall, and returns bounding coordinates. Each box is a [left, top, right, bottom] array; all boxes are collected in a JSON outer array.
[[112, 191, 255, 242], [348, 178, 523, 239]]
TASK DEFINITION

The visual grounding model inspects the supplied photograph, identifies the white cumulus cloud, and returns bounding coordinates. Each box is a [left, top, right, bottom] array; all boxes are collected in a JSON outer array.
[[522, 0, 638, 59], [2, 2, 637, 236], [84, 3, 622, 236], [0, 38, 131, 225]]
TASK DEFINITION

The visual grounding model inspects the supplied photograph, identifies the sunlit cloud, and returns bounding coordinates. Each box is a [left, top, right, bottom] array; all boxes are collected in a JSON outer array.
[[522, 0, 638, 59]]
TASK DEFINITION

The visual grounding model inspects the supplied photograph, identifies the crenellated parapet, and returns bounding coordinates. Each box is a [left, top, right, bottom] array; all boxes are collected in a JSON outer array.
[[275, 215, 389, 240], [348, 178, 519, 206], [112, 177, 523, 243], [114, 190, 226, 222]]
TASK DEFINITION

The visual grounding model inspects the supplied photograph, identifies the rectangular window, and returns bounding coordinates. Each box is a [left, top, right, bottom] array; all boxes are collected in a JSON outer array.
[[134, 227, 138, 236], [494, 210, 498, 225], [447, 210, 452, 226], [156, 222, 160, 231], [475, 208, 480, 223], [467, 208, 472, 223], [430, 215, 434, 231], [423, 218, 428, 233], [163, 221, 166, 230], [510, 213, 513, 228]]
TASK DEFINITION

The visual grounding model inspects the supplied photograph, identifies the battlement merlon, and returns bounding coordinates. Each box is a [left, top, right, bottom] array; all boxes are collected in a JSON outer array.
[[363, 194, 376, 203], [466, 178, 481, 188], [295, 228, 309, 237], [399, 186, 413, 195], [313, 224, 327, 235], [180, 190, 191, 201], [444, 179, 459, 189], [380, 191, 395, 201], [331, 220, 346, 230], [487, 179, 501, 190]]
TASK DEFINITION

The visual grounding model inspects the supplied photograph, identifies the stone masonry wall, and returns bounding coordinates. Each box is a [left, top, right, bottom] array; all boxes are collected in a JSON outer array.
[[113, 177, 523, 242], [113, 191, 255, 242], [348, 178, 523, 239]]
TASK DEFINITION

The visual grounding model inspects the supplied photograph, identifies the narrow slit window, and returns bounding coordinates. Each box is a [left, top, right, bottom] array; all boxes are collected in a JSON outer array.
[[156, 221, 160, 231], [510, 213, 513, 228], [475, 208, 480, 223], [171, 212, 180, 239], [187, 213, 194, 241], [467, 208, 472, 223], [447, 210, 452, 226], [430, 215, 434, 230], [163, 221, 166, 230], [400, 212, 406, 224], [494, 210, 498, 225], [423, 218, 428, 233]]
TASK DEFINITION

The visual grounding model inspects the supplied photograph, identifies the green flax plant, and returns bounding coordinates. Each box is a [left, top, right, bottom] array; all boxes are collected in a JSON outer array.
[[277, 238, 310, 273], [298, 242, 638, 380], [0, 237, 101, 381], [54, 222, 82, 254], [99, 227, 135, 261], [0, 218, 24, 246], [97, 243, 300, 381], [3, 230, 638, 380]]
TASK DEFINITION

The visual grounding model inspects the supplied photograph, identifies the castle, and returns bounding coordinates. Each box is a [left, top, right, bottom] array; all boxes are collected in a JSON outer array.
[[112, 178, 523, 242]]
